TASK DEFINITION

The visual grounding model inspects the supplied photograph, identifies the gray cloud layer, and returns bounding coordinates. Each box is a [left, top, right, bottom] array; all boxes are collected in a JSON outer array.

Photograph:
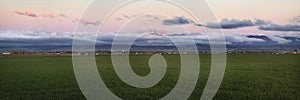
[[162, 16, 194, 25], [162, 16, 300, 32], [205, 18, 300, 32], [73, 19, 101, 26], [1, 30, 298, 50], [258, 24, 300, 31], [201, 19, 255, 29], [255, 19, 300, 32]]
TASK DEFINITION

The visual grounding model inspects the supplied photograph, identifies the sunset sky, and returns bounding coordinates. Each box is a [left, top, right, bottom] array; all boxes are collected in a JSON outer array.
[[0, 0, 300, 50], [0, 0, 299, 33]]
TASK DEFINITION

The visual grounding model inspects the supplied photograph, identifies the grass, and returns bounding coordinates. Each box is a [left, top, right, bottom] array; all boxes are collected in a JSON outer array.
[[0, 54, 299, 100]]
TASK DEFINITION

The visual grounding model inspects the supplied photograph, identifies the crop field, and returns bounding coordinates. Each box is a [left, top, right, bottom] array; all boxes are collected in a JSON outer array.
[[0, 54, 299, 100]]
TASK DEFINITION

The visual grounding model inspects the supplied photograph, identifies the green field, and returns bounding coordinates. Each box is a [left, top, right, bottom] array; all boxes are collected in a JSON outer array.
[[0, 54, 299, 100]]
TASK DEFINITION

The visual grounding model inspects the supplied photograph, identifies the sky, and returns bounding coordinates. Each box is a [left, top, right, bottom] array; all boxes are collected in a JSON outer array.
[[0, 0, 299, 32], [0, 0, 300, 50]]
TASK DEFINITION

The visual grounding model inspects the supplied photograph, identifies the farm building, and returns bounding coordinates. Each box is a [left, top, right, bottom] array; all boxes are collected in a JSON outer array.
[[2, 52, 11, 55]]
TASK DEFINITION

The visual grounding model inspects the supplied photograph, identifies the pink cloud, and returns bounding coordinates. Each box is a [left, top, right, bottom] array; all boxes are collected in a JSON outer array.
[[15, 11, 38, 17], [42, 13, 56, 18], [15, 10, 69, 19]]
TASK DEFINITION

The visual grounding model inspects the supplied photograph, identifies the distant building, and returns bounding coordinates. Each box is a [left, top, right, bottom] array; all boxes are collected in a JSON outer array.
[[2, 52, 11, 55], [285, 51, 297, 54]]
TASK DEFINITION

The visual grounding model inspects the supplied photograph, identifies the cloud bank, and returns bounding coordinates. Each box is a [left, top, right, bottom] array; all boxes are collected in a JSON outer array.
[[201, 19, 255, 29], [73, 19, 101, 26], [1, 30, 298, 50], [206, 18, 300, 32], [161, 16, 300, 32], [255, 19, 300, 32], [162, 16, 194, 25]]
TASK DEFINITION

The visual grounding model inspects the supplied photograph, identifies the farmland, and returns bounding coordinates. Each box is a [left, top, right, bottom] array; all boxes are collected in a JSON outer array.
[[0, 54, 299, 99]]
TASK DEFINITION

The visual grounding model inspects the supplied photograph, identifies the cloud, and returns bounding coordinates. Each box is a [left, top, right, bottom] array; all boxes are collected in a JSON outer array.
[[123, 15, 131, 19], [195, 18, 300, 32], [162, 16, 194, 25], [224, 34, 265, 43], [116, 17, 123, 21], [0, 31, 258, 48], [103, 32, 267, 45], [247, 34, 293, 44], [42, 13, 56, 18], [258, 24, 300, 32], [58, 13, 68, 18], [0, 31, 73, 49], [255, 19, 300, 32], [200, 18, 255, 29], [268, 36, 291, 44], [145, 14, 159, 20], [162, 17, 256, 29], [15, 10, 100, 26], [15, 11, 38, 17], [254, 19, 271, 25], [74, 19, 101, 26], [290, 15, 300, 23], [1, 30, 299, 52], [15, 10, 69, 19]]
